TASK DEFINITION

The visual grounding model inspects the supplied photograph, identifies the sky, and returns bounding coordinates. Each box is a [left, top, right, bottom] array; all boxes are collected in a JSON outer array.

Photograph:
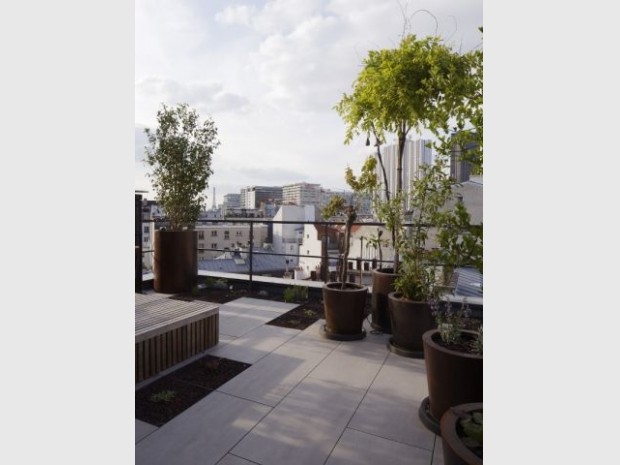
[[135, 0, 483, 206]]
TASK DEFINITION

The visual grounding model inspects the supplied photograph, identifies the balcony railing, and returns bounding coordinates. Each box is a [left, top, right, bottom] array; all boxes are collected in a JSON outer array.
[[136, 215, 483, 304]]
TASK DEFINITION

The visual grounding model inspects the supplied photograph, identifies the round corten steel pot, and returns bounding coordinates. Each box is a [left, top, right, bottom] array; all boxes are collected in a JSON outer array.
[[440, 403, 483, 465], [322, 282, 368, 340], [387, 292, 434, 357], [422, 329, 483, 429]]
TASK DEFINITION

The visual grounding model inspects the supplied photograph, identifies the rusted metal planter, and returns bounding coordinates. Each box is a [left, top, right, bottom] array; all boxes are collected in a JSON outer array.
[[370, 268, 396, 334], [440, 403, 483, 465], [387, 292, 434, 358], [322, 282, 368, 340], [153, 230, 197, 294], [419, 329, 483, 435]]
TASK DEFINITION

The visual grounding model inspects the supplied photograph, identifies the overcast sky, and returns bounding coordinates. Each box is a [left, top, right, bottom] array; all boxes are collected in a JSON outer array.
[[135, 0, 483, 206]]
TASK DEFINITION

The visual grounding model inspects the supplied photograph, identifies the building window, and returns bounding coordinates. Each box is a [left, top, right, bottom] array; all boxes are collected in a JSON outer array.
[[224, 231, 230, 240], [143, 226, 149, 233], [211, 231, 217, 237], [198, 231, 204, 240], [211, 243, 217, 249], [236, 231, 242, 237]]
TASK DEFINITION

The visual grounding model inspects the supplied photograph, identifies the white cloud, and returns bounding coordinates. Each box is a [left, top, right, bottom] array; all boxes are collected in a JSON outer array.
[[137, 0, 483, 204], [215, 5, 257, 26], [136, 77, 250, 117]]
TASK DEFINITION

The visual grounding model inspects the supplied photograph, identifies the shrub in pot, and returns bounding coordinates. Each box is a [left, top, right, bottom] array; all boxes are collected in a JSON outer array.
[[387, 243, 439, 357], [335, 36, 470, 335], [144, 103, 220, 293], [419, 298, 483, 435], [387, 158, 454, 357], [320, 162, 377, 340]]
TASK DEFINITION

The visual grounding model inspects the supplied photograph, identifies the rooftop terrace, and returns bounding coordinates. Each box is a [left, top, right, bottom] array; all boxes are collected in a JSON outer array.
[[135, 294, 447, 465]]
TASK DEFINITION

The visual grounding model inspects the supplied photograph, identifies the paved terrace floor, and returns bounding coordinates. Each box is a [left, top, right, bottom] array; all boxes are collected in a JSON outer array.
[[135, 296, 445, 465]]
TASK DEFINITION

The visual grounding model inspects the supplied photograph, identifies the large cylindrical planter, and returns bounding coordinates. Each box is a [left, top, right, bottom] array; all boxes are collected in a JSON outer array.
[[370, 268, 396, 334], [153, 230, 198, 294], [322, 283, 368, 341], [440, 403, 483, 465], [387, 292, 434, 358], [420, 329, 483, 435]]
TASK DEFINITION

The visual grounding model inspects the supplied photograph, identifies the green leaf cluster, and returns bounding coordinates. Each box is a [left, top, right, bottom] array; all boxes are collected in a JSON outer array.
[[145, 103, 220, 230], [335, 33, 480, 273]]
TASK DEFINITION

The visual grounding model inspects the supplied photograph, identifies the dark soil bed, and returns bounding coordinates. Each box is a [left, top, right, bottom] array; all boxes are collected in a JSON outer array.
[[168, 280, 336, 330], [135, 354, 251, 427], [265, 300, 325, 330]]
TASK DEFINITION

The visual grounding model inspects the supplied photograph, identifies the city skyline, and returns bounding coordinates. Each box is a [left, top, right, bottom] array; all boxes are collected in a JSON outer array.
[[135, 0, 483, 206]]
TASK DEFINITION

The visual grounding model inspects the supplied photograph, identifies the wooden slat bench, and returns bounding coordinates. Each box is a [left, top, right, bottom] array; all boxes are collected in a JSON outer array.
[[135, 294, 219, 383]]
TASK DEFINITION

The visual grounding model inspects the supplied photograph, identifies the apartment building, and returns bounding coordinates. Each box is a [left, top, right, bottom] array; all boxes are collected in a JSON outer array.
[[195, 223, 268, 259], [282, 182, 321, 206]]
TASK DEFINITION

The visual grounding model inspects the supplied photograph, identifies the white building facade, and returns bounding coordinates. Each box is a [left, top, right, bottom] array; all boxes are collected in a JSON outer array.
[[377, 138, 434, 208]]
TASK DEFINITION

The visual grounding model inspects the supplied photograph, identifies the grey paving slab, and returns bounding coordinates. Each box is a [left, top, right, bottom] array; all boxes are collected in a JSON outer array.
[[208, 324, 300, 364], [217, 342, 333, 407], [216, 454, 258, 465], [226, 297, 297, 314], [284, 320, 343, 353], [348, 353, 435, 450], [231, 378, 366, 465], [307, 338, 389, 391], [432, 437, 444, 465], [325, 428, 433, 465], [218, 305, 285, 337], [135, 419, 158, 443], [135, 392, 271, 465]]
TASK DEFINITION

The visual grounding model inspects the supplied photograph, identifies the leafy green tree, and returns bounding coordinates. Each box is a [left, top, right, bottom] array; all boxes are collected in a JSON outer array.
[[145, 103, 220, 230], [335, 34, 471, 271], [432, 27, 483, 173]]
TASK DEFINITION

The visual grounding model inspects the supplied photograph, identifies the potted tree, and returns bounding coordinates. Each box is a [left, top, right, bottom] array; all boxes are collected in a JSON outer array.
[[320, 159, 377, 340], [321, 195, 367, 340], [335, 34, 471, 334], [144, 103, 220, 294], [387, 158, 453, 357], [419, 298, 483, 435]]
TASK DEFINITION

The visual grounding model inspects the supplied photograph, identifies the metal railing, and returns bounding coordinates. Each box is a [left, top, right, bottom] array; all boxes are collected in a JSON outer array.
[[137, 217, 402, 290], [136, 215, 482, 297]]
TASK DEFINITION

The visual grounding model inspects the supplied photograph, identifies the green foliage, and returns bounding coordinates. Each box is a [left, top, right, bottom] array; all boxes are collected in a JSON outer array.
[[432, 198, 483, 277], [431, 298, 482, 355], [393, 254, 438, 302], [469, 326, 483, 355], [334, 35, 467, 150], [393, 157, 453, 301], [365, 228, 388, 267], [145, 103, 220, 230], [323, 160, 376, 287], [432, 27, 483, 173], [283, 286, 308, 303], [431, 297, 471, 345], [459, 410, 483, 449], [335, 32, 482, 272], [149, 390, 176, 403], [344, 156, 378, 194]]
